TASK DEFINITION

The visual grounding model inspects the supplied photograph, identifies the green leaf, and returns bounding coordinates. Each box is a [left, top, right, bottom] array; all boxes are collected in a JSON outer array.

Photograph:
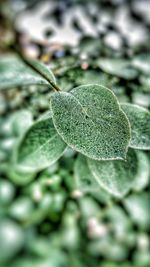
[[74, 155, 112, 203], [50, 84, 131, 160], [132, 53, 150, 75], [0, 55, 56, 90], [7, 165, 35, 186], [124, 192, 150, 230], [98, 58, 138, 80], [132, 151, 150, 191], [121, 103, 150, 150], [74, 155, 98, 192], [25, 57, 56, 84], [16, 118, 67, 172], [0, 219, 24, 263], [88, 149, 138, 198], [11, 110, 33, 136]]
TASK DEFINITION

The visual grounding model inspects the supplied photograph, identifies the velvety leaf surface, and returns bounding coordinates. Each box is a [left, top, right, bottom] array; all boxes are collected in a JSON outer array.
[[25, 57, 56, 84], [0, 55, 55, 90], [16, 118, 66, 171], [88, 149, 138, 198], [51, 84, 131, 160], [121, 103, 150, 150], [74, 155, 98, 192]]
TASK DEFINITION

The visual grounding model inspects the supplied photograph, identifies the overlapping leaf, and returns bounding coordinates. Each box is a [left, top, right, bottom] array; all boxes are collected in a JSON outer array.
[[88, 149, 139, 198], [74, 155, 98, 192]]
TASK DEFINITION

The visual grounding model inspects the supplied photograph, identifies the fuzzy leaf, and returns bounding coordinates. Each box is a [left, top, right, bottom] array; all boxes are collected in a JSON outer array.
[[88, 149, 138, 198], [51, 84, 130, 160], [74, 155, 98, 192], [0, 55, 56, 90], [16, 118, 66, 172], [121, 103, 150, 150]]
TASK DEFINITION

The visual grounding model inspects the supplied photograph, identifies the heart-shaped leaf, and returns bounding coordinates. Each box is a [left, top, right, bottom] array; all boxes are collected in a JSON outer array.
[[121, 103, 150, 150], [50, 84, 131, 160], [0, 55, 56, 90], [88, 149, 138, 198], [16, 118, 66, 172]]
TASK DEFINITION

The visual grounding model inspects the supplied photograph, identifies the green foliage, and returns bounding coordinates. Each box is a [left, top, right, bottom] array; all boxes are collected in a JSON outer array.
[[0, 219, 24, 263], [0, 54, 149, 200], [98, 58, 138, 80], [0, 8, 150, 266], [132, 53, 150, 75], [16, 118, 67, 171], [121, 103, 150, 150], [74, 154, 98, 192], [133, 151, 150, 191], [51, 85, 130, 160], [124, 192, 150, 230], [7, 165, 36, 185], [88, 149, 138, 197], [0, 55, 55, 90]]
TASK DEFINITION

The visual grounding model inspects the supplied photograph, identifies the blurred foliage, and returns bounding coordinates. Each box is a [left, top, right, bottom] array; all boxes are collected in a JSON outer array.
[[0, 0, 150, 267]]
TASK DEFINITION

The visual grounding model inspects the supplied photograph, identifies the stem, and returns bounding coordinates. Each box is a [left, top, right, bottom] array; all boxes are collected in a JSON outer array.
[[21, 56, 61, 92], [12, 44, 61, 92]]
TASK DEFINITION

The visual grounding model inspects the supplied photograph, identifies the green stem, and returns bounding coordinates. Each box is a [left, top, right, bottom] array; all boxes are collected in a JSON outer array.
[[13, 44, 61, 92], [22, 56, 61, 91]]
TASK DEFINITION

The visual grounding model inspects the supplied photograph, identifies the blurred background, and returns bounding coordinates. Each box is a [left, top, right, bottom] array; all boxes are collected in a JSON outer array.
[[0, 0, 150, 267]]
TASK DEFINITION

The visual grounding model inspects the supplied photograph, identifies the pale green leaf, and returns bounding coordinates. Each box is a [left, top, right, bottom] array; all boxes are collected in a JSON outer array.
[[7, 165, 35, 186], [124, 192, 150, 230], [132, 53, 150, 75], [74, 155, 111, 203], [0, 219, 24, 263], [98, 58, 138, 79], [74, 155, 98, 192], [11, 110, 33, 136], [88, 149, 138, 198], [16, 118, 66, 172], [51, 84, 131, 160], [25, 57, 56, 84], [121, 103, 150, 150], [132, 151, 150, 191], [0, 55, 56, 90]]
